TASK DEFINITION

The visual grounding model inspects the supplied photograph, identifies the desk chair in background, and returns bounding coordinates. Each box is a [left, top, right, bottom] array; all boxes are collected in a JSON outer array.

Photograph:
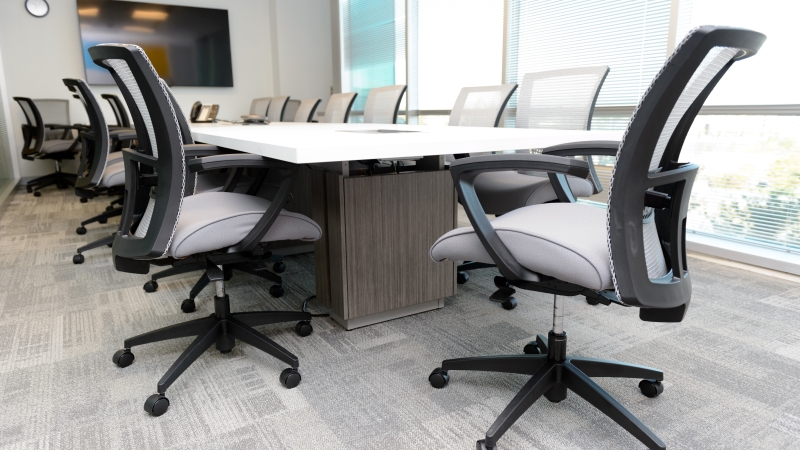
[[294, 99, 321, 122], [89, 43, 322, 416], [250, 97, 271, 116], [64, 78, 135, 263], [363, 85, 407, 124], [458, 67, 610, 292], [102, 93, 131, 128], [13, 97, 82, 196], [267, 95, 290, 122], [322, 92, 357, 123], [428, 26, 765, 450]]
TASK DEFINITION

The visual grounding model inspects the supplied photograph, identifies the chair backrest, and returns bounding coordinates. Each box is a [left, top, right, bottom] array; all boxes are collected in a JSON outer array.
[[12, 97, 45, 154], [89, 43, 187, 268], [322, 92, 357, 123], [267, 95, 290, 122], [294, 99, 321, 122], [606, 26, 765, 320], [516, 66, 609, 131], [102, 93, 131, 128], [448, 84, 517, 127], [363, 85, 407, 124], [161, 80, 205, 196], [250, 97, 271, 116], [63, 78, 110, 189], [34, 99, 71, 140]]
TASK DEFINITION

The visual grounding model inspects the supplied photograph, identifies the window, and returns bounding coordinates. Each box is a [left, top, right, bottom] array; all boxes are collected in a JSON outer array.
[[340, 0, 406, 115]]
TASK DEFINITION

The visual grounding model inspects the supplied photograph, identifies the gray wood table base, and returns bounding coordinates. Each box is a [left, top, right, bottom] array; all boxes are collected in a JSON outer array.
[[312, 169, 457, 330]]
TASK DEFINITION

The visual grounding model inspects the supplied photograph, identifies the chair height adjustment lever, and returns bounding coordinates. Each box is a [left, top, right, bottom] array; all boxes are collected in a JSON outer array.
[[205, 261, 224, 281]]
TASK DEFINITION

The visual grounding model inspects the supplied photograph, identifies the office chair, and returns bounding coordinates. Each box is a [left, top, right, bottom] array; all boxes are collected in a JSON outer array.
[[140, 80, 291, 309], [64, 78, 136, 262], [89, 43, 322, 416], [428, 26, 765, 450], [13, 98, 82, 196], [267, 95, 290, 122], [322, 92, 357, 123], [294, 99, 321, 122], [101, 93, 131, 128], [458, 67, 610, 290], [250, 97, 271, 116], [363, 85, 407, 124]]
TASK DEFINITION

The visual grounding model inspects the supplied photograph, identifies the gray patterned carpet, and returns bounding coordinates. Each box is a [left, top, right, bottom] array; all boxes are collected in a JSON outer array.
[[1, 186, 800, 450]]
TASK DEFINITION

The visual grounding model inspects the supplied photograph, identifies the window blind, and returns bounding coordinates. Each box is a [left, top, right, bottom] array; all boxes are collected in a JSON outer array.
[[340, 0, 406, 116], [505, 0, 671, 110], [408, 0, 504, 118]]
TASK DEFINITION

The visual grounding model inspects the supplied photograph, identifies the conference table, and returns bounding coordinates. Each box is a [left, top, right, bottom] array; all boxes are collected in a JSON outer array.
[[192, 122, 622, 330]]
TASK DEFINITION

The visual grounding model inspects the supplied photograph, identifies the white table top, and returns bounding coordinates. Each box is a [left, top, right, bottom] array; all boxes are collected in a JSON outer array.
[[191, 122, 623, 164]]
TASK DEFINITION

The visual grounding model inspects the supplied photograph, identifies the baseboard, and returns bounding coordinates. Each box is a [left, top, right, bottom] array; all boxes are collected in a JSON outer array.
[[686, 232, 800, 276]]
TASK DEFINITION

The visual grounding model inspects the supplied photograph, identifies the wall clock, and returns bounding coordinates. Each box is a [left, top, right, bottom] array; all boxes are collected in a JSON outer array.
[[25, 0, 50, 18]]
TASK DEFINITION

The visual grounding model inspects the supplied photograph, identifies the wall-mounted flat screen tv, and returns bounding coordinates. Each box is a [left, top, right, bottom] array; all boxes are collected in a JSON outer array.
[[77, 0, 233, 87]]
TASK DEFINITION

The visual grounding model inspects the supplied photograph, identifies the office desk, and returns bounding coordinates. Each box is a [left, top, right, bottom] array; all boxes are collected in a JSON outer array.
[[192, 123, 622, 329]]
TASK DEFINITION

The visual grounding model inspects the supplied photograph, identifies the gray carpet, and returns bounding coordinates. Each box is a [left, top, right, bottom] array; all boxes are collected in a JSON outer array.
[[1, 186, 800, 450]]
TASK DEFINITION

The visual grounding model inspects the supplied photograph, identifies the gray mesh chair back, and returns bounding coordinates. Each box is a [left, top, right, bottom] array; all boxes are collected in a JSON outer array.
[[102, 94, 131, 128], [250, 97, 271, 116], [322, 92, 357, 123], [13, 97, 45, 155], [363, 85, 407, 124], [517, 66, 609, 131], [604, 26, 765, 318], [294, 99, 321, 122], [63, 78, 110, 189], [267, 95, 290, 122], [89, 43, 187, 267], [448, 84, 517, 127], [34, 99, 71, 140]]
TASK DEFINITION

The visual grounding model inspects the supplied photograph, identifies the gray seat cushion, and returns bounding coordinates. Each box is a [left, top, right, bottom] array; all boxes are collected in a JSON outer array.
[[107, 152, 124, 162], [40, 139, 76, 154], [99, 160, 125, 187], [475, 171, 593, 216], [430, 202, 612, 291], [168, 191, 321, 258]]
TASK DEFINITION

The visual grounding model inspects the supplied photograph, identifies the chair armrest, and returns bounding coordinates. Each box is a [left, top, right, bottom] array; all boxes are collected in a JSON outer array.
[[541, 141, 619, 195], [110, 129, 137, 141], [450, 154, 591, 282], [541, 140, 619, 157], [184, 143, 224, 158], [188, 154, 300, 253], [187, 153, 294, 173]]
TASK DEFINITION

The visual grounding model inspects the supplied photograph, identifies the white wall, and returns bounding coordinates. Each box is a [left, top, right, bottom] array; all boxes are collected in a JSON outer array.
[[273, 0, 334, 112], [0, 0, 333, 179]]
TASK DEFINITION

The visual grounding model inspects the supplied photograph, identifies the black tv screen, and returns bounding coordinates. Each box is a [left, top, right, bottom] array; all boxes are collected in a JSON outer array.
[[77, 0, 233, 87]]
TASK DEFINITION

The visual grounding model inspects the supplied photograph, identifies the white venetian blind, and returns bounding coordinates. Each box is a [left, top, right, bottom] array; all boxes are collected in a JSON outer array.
[[504, 0, 671, 109], [340, 0, 406, 115]]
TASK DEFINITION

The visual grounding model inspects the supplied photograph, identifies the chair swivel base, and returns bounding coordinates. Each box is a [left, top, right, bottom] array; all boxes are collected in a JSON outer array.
[[112, 292, 314, 416], [429, 331, 665, 450], [73, 233, 115, 264]]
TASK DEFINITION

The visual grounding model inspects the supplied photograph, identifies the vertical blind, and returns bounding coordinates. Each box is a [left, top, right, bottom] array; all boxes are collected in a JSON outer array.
[[340, 0, 406, 115]]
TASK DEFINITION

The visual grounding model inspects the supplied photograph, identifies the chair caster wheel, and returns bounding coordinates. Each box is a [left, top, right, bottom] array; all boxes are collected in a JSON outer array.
[[112, 349, 134, 367], [98, 218, 107, 224], [144, 394, 169, 416], [295, 320, 313, 337], [501, 297, 517, 310], [639, 379, 663, 398], [73, 254, 84, 264], [143, 280, 158, 293], [476, 439, 497, 450], [280, 368, 301, 388], [26, 186, 33, 193], [523, 341, 542, 354], [429, 367, 450, 389], [33, 191, 41, 197], [79, 197, 88, 203], [273, 262, 286, 273], [76, 227, 86, 235], [586, 295, 599, 305], [269, 285, 284, 297], [457, 271, 469, 284], [180, 299, 196, 313]]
